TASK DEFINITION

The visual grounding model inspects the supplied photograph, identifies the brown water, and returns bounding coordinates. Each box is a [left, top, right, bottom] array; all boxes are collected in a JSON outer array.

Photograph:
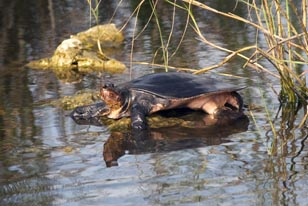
[[0, 1, 307, 205]]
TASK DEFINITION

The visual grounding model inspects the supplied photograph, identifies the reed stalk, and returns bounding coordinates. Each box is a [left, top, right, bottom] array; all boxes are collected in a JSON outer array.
[[150, 0, 169, 71], [86, 0, 105, 55], [87, 0, 101, 25]]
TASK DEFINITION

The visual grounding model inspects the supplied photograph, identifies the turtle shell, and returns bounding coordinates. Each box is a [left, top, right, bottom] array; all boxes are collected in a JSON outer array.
[[122, 72, 244, 99]]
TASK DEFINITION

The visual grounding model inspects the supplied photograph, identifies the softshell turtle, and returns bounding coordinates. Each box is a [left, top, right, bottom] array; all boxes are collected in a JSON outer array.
[[71, 72, 245, 130]]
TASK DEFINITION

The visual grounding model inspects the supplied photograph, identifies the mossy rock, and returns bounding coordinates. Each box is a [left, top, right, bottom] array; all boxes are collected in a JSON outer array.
[[71, 24, 124, 49], [26, 24, 126, 79], [105, 115, 193, 132]]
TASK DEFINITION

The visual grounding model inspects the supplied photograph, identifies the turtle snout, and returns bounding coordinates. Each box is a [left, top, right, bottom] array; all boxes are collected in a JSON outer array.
[[70, 102, 110, 119]]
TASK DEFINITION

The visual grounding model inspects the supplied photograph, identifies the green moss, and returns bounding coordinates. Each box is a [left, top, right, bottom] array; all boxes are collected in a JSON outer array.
[[50, 91, 100, 110]]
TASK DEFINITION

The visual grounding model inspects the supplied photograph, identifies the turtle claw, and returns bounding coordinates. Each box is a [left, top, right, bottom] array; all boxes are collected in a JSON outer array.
[[214, 107, 244, 120], [130, 102, 150, 130], [131, 121, 148, 130]]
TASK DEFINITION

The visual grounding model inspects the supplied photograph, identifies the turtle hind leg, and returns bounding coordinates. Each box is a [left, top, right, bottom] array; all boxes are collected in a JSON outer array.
[[213, 92, 245, 122], [225, 92, 243, 111]]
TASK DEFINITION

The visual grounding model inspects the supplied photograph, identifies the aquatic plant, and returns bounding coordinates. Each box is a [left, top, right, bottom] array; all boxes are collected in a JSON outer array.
[[87, 0, 101, 25], [86, 0, 105, 55], [180, 0, 307, 103]]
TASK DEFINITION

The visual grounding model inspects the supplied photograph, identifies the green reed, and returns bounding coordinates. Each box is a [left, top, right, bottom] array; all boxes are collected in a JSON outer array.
[[87, 0, 101, 25], [86, 0, 105, 54]]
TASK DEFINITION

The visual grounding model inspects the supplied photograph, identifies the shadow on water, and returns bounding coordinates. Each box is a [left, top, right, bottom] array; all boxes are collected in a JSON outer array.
[[71, 109, 249, 167]]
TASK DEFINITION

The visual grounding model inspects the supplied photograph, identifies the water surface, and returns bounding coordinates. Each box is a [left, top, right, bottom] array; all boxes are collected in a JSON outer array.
[[0, 1, 307, 206]]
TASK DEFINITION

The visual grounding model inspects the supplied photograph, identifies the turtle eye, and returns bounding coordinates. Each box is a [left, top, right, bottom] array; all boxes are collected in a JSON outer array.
[[103, 83, 114, 88]]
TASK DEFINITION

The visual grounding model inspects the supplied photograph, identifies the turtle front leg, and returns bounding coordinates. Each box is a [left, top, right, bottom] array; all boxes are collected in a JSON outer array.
[[130, 102, 150, 130]]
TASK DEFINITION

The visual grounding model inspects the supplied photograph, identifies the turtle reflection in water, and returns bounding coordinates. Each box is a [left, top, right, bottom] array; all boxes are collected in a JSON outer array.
[[71, 72, 245, 130], [103, 113, 249, 167]]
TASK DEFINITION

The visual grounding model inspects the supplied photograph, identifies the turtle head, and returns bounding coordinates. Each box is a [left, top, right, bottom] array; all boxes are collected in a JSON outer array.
[[100, 83, 129, 119]]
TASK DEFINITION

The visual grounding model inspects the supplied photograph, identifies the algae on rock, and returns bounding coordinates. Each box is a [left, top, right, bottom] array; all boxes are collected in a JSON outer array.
[[50, 90, 100, 110], [71, 24, 124, 49]]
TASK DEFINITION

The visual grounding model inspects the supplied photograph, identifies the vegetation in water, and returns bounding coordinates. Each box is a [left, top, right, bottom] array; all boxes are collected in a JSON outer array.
[[169, 1, 307, 100]]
